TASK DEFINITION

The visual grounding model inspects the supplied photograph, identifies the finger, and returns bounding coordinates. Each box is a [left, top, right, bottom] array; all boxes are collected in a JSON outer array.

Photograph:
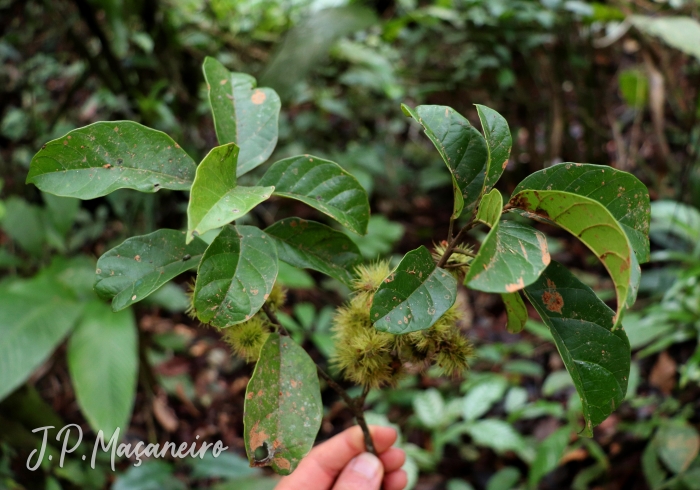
[[276, 426, 397, 490], [383, 469, 408, 490], [379, 447, 406, 473], [332, 452, 384, 490]]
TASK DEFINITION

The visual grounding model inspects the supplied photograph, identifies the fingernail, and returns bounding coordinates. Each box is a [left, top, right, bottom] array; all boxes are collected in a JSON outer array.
[[349, 453, 381, 480]]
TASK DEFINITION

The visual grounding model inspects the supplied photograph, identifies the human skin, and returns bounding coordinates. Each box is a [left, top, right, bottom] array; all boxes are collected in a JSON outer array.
[[275, 425, 407, 490]]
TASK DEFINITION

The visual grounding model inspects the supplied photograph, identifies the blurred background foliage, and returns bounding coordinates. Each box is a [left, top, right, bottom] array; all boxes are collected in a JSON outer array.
[[2, 0, 700, 488]]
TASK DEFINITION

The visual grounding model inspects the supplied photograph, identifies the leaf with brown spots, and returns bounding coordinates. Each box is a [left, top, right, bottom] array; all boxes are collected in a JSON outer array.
[[476, 104, 512, 194], [95, 229, 207, 311], [27, 121, 196, 199], [259, 155, 370, 235], [203, 57, 281, 176], [523, 261, 630, 437], [193, 225, 278, 328], [265, 217, 362, 285], [371, 246, 457, 334], [402, 104, 488, 219], [187, 143, 274, 243], [512, 163, 650, 263], [244, 333, 322, 475], [508, 189, 641, 327], [465, 220, 550, 293]]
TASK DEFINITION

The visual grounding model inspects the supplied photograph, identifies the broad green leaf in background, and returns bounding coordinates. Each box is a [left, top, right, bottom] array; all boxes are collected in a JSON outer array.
[[654, 421, 700, 474], [529, 426, 571, 488], [523, 262, 630, 436], [0, 283, 82, 401], [371, 246, 457, 334], [187, 142, 274, 242], [260, 6, 378, 98], [67, 301, 138, 438], [113, 461, 186, 490], [465, 220, 550, 293], [502, 292, 528, 333], [413, 388, 445, 429], [346, 215, 404, 259], [462, 376, 509, 421], [631, 16, 700, 62], [512, 163, 650, 263], [643, 437, 667, 490], [467, 419, 526, 455], [475, 188, 503, 228], [202, 57, 281, 176], [194, 225, 278, 328], [259, 155, 370, 235], [26, 121, 196, 199], [402, 104, 488, 219], [509, 189, 640, 324], [95, 229, 207, 311], [486, 467, 521, 490], [243, 334, 322, 475], [43, 193, 80, 237], [476, 105, 512, 193], [265, 217, 362, 285], [1, 197, 45, 257], [650, 200, 700, 245], [618, 68, 649, 109]]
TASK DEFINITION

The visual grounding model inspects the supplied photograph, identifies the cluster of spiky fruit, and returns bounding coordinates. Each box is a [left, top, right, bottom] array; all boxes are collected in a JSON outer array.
[[331, 262, 473, 388], [208, 283, 286, 362]]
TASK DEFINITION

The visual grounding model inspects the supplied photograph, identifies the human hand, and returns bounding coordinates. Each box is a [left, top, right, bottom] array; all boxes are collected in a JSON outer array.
[[276, 425, 407, 490]]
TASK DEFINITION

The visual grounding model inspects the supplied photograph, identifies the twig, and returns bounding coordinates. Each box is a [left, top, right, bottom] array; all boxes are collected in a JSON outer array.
[[437, 220, 478, 268], [262, 302, 378, 456]]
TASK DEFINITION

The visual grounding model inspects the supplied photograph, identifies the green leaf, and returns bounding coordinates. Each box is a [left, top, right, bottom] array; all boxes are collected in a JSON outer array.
[[523, 262, 630, 436], [467, 419, 526, 454], [194, 225, 278, 328], [95, 229, 207, 311], [265, 218, 362, 285], [529, 426, 571, 487], [1, 197, 45, 257], [113, 461, 185, 490], [190, 452, 261, 480], [187, 143, 274, 242], [631, 16, 700, 62], [402, 104, 488, 219], [259, 155, 370, 235], [654, 421, 700, 474], [371, 246, 457, 334], [462, 376, 509, 421], [476, 105, 512, 192], [465, 221, 550, 293], [643, 438, 667, 490], [67, 301, 138, 438], [512, 163, 650, 263], [502, 292, 528, 333], [486, 467, 521, 490], [413, 388, 445, 429], [26, 121, 196, 199], [243, 333, 322, 475], [260, 6, 378, 98], [476, 188, 503, 228], [43, 193, 80, 237], [202, 57, 281, 176], [510, 189, 640, 323], [0, 283, 83, 401]]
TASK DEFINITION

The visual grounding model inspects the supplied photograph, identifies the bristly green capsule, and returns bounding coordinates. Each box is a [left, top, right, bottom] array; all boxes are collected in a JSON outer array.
[[223, 316, 270, 362], [331, 262, 473, 388]]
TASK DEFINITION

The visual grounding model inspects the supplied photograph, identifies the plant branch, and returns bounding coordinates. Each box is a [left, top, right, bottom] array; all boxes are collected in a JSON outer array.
[[437, 221, 478, 268], [262, 302, 378, 456]]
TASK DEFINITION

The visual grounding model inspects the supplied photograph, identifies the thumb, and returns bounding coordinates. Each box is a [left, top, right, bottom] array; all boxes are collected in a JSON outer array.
[[332, 452, 384, 490]]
